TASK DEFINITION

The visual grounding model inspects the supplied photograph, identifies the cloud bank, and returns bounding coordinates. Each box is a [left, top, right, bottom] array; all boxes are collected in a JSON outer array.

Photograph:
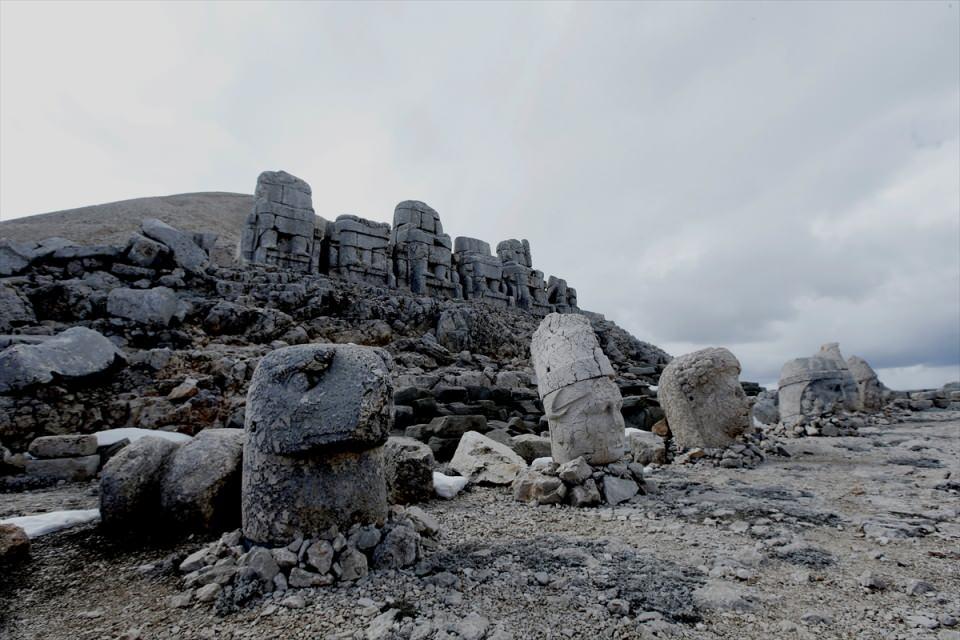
[[2, 1, 957, 388]]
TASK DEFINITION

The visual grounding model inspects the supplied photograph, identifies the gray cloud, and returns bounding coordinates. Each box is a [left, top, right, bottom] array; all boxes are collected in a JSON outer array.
[[1, 1, 957, 387]]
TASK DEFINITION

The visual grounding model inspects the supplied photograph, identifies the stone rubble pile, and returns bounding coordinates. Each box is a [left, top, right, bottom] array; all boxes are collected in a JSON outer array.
[[513, 454, 648, 507], [169, 505, 438, 614]]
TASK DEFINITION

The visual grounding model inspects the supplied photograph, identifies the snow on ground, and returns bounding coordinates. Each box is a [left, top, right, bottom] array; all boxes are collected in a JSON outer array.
[[1, 509, 100, 538], [433, 472, 468, 499], [95, 428, 192, 447]]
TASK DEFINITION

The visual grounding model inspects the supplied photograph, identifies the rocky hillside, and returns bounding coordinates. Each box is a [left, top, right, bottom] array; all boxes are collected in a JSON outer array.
[[0, 217, 670, 463], [0, 192, 252, 265]]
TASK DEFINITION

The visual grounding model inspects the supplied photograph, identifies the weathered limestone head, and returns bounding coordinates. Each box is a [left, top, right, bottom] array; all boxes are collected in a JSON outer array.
[[778, 356, 850, 426], [531, 313, 624, 465], [814, 343, 858, 411], [242, 344, 394, 545], [531, 313, 614, 398], [658, 347, 750, 449], [846, 355, 884, 412], [245, 344, 393, 454]]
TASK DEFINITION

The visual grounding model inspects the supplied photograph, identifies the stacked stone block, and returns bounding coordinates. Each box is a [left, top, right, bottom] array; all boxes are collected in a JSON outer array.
[[327, 215, 392, 286], [390, 201, 460, 298], [453, 237, 509, 306], [497, 239, 551, 313], [239, 171, 316, 272]]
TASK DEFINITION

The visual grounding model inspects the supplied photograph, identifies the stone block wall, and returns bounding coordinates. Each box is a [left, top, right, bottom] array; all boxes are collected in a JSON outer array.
[[239, 170, 579, 315]]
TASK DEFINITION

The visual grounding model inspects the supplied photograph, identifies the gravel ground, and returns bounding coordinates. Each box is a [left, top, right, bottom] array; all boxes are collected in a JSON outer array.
[[1, 411, 958, 640]]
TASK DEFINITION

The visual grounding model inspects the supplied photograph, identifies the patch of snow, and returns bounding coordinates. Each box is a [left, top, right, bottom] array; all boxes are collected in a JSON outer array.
[[95, 428, 192, 447], [1, 509, 100, 538], [752, 417, 765, 428], [433, 472, 468, 499], [649, 385, 658, 392]]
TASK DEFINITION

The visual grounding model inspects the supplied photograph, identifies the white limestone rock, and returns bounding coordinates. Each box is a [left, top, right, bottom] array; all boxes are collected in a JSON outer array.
[[449, 431, 527, 485]]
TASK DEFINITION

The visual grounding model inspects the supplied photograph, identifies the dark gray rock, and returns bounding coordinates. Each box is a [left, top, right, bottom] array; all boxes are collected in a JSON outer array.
[[384, 436, 435, 505], [106, 286, 181, 326], [0, 327, 125, 394], [161, 428, 244, 533], [100, 436, 182, 530], [125, 233, 169, 268], [142, 218, 210, 275], [28, 434, 98, 459], [0, 284, 35, 331]]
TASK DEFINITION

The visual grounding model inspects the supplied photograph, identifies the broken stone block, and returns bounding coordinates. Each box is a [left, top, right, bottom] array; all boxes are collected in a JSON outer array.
[[28, 434, 98, 459], [450, 431, 527, 485], [384, 436, 435, 505], [25, 454, 100, 482], [658, 347, 751, 449], [106, 286, 181, 327]]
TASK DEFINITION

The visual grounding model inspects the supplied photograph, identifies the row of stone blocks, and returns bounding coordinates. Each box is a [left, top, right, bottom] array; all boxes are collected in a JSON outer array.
[[239, 170, 578, 314]]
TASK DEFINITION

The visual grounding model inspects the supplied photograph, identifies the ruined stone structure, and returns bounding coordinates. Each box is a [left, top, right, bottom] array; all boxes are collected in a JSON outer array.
[[241, 344, 393, 546], [530, 313, 626, 465], [778, 356, 852, 427], [816, 342, 859, 411], [657, 347, 751, 449], [238, 170, 578, 315], [326, 215, 392, 287], [390, 201, 460, 298], [239, 171, 316, 272]]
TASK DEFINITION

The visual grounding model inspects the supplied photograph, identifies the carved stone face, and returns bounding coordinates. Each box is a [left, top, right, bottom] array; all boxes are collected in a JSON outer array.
[[778, 356, 854, 425], [658, 347, 751, 449], [543, 377, 626, 465]]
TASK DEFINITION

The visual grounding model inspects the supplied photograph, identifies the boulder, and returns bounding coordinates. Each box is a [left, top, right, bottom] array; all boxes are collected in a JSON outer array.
[[100, 436, 182, 531], [449, 431, 527, 485], [242, 344, 393, 545], [161, 428, 244, 532], [601, 475, 639, 505], [512, 469, 567, 505], [0, 284, 35, 331], [0, 523, 30, 564], [125, 233, 169, 268], [511, 434, 552, 462], [624, 429, 667, 465], [0, 239, 35, 276], [28, 434, 98, 459], [25, 454, 100, 482], [141, 218, 210, 275], [106, 287, 181, 326], [384, 436, 435, 505], [657, 347, 750, 449], [0, 327, 125, 394]]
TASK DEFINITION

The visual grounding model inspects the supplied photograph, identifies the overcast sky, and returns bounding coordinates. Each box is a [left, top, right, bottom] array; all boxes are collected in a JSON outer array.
[[2, 1, 958, 389]]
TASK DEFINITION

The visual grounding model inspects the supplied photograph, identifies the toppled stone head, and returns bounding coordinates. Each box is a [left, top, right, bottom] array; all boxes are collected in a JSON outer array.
[[658, 347, 750, 449], [242, 344, 394, 545], [531, 313, 625, 465]]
